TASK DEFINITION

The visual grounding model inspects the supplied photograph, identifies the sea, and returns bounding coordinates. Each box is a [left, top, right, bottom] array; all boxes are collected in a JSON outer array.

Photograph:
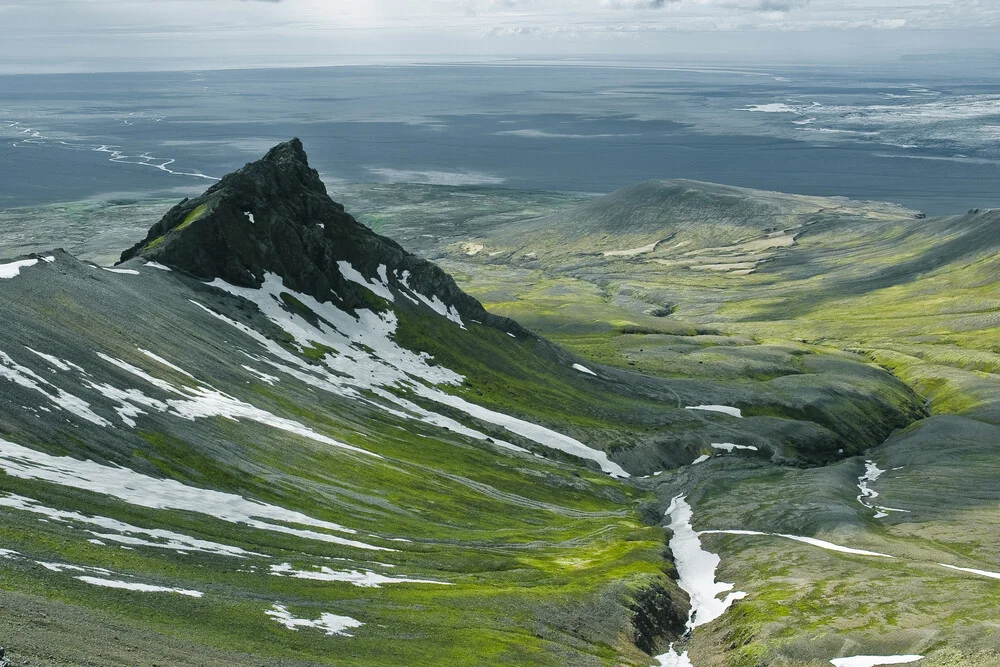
[[2, 57, 999, 216]]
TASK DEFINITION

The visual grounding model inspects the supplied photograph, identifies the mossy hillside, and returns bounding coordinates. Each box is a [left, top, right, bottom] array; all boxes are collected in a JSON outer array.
[[0, 468, 671, 666], [225, 185, 1000, 666], [392, 307, 665, 445], [0, 250, 688, 665], [0, 492, 671, 667], [0, 414, 673, 666], [354, 183, 998, 432], [387, 289, 922, 467], [1, 356, 643, 550]]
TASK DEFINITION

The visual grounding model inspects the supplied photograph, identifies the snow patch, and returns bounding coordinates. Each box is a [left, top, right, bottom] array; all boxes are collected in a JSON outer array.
[[83, 380, 167, 427], [686, 405, 743, 418], [269, 563, 451, 588], [139, 349, 196, 379], [395, 271, 465, 327], [856, 460, 908, 519], [102, 267, 140, 275], [0, 258, 39, 279], [266, 603, 363, 636], [75, 576, 203, 598], [37, 560, 114, 575], [857, 460, 885, 509], [370, 387, 527, 453], [655, 645, 694, 667], [337, 260, 394, 302], [97, 352, 185, 395], [242, 365, 280, 385], [416, 293, 465, 328], [572, 363, 597, 376], [938, 563, 1000, 580], [409, 382, 629, 477], [0, 349, 110, 426], [691, 455, 711, 464], [700, 530, 894, 558], [830, 656, 923, 667], [711, 443, 758, 453], [666, 495, 747, 632], [24, 347, 85, 373], [145, 261, 172, 271], [167, 384, 378, 459]]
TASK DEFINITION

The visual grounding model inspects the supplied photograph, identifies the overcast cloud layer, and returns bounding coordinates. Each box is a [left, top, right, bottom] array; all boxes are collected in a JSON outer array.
[[1, 0, 998, 73]]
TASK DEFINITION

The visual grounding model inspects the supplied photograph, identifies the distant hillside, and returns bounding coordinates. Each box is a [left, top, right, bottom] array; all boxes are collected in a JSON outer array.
[[485, 178, 920, 259]]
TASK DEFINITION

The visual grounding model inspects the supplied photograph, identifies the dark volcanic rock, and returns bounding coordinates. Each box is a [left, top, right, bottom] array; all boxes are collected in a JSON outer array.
[[120, 138, 524, 332]]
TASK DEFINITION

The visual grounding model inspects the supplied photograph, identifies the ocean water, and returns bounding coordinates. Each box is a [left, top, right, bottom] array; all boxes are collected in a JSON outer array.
[[1, 60, 999, 215]]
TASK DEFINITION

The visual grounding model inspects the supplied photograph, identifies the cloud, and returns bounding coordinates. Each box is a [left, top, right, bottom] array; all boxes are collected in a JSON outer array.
[[750, 0, 807, 10], [605, 0, 809, 12], [604, 0, 674, 8], [0, 0, 995, 73]]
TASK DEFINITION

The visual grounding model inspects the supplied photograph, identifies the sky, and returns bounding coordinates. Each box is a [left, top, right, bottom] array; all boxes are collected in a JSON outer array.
[[1, 0, 999, 73]]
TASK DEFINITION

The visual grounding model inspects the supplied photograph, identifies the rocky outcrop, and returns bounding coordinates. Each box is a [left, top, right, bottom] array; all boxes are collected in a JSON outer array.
[[120, 138, 527, 334], [629, 578, 688, 656]]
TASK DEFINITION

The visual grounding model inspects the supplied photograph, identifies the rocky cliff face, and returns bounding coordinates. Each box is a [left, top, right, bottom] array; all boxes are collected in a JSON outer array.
[[121, 138, 524, 333]]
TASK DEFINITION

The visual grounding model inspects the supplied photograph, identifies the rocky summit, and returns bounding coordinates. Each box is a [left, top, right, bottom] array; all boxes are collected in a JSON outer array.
[[121, 138, 516, 332]]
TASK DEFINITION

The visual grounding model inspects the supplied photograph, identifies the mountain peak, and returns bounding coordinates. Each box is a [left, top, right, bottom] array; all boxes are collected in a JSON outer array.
[[264, 136, 308, 163], [209, 136, 329, 211], [119, 137, 344, 293], [119, 139, 524, 333]]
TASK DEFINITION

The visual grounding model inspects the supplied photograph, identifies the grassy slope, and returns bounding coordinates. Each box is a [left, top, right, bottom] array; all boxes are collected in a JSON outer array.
[[0, 256, 677, 667]]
